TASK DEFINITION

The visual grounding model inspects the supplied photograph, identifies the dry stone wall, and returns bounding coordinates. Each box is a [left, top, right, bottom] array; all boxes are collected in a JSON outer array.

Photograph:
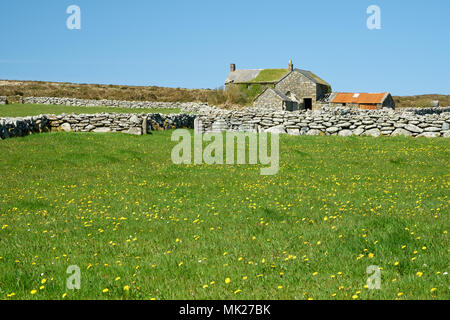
[[21, 96, 209, 112], [195, 108, 450, 138], [0, 113, 195, 140]]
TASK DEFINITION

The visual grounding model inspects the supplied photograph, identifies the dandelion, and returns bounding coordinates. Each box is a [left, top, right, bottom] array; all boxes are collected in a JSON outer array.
[[123, 286, 130, 291], [7, 293, 15, 298], [62, 293, 67, 298], [225, 278, 231, 284], [277, 285, 283, 289], [234, 289, 242, 294], [30, 290, 37, 295], [416, 272, 423, 277], [102, 288, 109, 293], [115, 277, 121, 281], [397, 292, 404, 297]]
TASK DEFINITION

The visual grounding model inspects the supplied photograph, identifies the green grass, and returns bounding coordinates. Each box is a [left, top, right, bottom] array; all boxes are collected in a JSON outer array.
[[0, 132, 448, 300], [0, 104, 180, 117], [250, 69, 289, 83]]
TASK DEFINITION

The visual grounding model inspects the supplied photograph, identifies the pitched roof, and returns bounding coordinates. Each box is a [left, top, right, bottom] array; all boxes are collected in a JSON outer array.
[[290, 69, 330, 86], [331, 92, 389, 104], [225, 69, 263, 84]]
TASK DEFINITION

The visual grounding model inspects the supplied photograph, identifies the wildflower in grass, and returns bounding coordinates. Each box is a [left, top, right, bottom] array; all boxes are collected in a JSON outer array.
[[115, 277, 120, 281], [397, 292, 404, 297], [416, 272, 423, 277], [202, 284, 208, 289], [313, 272, 318, 276], [30, 290, 37, 295], [277, 285, 283, 289], [102, 288, 109, 293], [41, 278, 47, 284], [7, 293, 15, 298], [225, 278, 231, 284], [368, 253, 374, 258], [62, 293, 67, 298], [234, 289, 242, 294], [352, 295, 358, 299], [394, 261, 399, 266], [123, 286, 130, 291]]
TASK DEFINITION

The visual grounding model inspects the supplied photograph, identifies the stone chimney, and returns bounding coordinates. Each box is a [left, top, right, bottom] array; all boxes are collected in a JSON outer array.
[[288, 60, 293, 72], [230, 63, 236, 72]]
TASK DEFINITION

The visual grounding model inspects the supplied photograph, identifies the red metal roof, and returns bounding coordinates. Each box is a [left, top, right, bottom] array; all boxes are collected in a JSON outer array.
[[331, 92, 388, 104]]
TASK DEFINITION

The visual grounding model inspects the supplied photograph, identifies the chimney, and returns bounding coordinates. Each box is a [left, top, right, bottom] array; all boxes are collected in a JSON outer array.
[[230, 63, 236, 72], [288, 60, 293, 72]]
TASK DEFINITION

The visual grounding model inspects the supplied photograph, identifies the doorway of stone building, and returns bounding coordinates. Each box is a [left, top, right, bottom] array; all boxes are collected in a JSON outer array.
[[304, 98, 312, 110]]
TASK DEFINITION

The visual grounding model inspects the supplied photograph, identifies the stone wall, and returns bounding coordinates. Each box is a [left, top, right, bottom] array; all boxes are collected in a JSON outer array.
[[21, 96, 208, 112], [0, 113, 195, 139], [195, 108, 450, 138], [0, 96, 7, 105]]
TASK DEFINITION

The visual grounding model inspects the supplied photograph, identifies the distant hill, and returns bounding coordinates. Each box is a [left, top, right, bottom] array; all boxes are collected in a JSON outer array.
[[0, 80, 448, 108]]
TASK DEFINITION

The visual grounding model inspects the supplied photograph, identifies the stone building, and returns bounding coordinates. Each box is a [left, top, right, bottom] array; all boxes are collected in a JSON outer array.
[[328, 92, 395, 110], [254, 88, 298, 111], [225, 60, 331, 110]]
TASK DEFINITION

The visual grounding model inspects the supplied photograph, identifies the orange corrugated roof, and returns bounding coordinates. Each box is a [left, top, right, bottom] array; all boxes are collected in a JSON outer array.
[[332, 92, 387, 104]]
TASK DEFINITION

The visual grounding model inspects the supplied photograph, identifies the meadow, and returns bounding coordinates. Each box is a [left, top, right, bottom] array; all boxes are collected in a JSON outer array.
[[0, 130, 448, 300], [0, 104, 180, 118]]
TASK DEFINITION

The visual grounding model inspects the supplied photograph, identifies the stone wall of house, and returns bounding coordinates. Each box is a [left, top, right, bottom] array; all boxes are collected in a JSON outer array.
[[195, 108, 450, 138], [0, 96, 8, 104], [21, 96, 208, 112], [275, 71, 319, 109], [0, 113, 195, 139], [254, 90, 284, 110]]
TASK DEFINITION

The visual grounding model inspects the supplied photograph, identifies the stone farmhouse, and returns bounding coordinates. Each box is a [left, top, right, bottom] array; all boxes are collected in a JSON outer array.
[[225, 60, 395, 111], [225, 60, 331, 111], [328, 92, 395, 110]]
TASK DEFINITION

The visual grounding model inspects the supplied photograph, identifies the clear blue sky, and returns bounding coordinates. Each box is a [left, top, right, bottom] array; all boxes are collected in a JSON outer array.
[[0, 0, 449, 95]]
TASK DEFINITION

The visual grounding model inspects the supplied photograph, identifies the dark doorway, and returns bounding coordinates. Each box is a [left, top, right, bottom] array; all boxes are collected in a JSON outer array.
[[304, 98, 312, 110]]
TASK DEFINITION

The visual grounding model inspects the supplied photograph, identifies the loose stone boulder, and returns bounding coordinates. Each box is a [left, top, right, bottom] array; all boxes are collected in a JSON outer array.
[[338, 129, 353, 137], [265, 125, 286, 134], [125, 127, 142, 136], [404, 124, 423, 133], [363, 128, 381, 137], [416, 132, 440, 138], [93, 127, 112, 133], [60, 123, 71, 132], [391, 128, 413, 137]]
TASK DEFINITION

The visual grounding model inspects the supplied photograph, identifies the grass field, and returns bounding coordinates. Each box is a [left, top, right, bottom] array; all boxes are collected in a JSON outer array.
[[0, 131, 448, 300], [0, 104, 180, 118]]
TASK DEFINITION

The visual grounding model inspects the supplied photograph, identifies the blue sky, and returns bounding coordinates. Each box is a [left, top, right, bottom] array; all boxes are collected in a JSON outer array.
[[0, 0, 449, 95]]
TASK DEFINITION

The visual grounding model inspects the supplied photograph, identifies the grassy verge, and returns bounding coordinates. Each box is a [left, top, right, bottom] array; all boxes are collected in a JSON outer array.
[[0, 132, 448, 300], [0, 104, 180, 117]]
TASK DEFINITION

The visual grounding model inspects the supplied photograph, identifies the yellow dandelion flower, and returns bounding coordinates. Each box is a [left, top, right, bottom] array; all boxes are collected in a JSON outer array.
[[416, 272, 423, 277], [30, 290, 37, 295], [102, 288, 109, 293], [225, 278, 231, 284], [123, 286, 130, 291]]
